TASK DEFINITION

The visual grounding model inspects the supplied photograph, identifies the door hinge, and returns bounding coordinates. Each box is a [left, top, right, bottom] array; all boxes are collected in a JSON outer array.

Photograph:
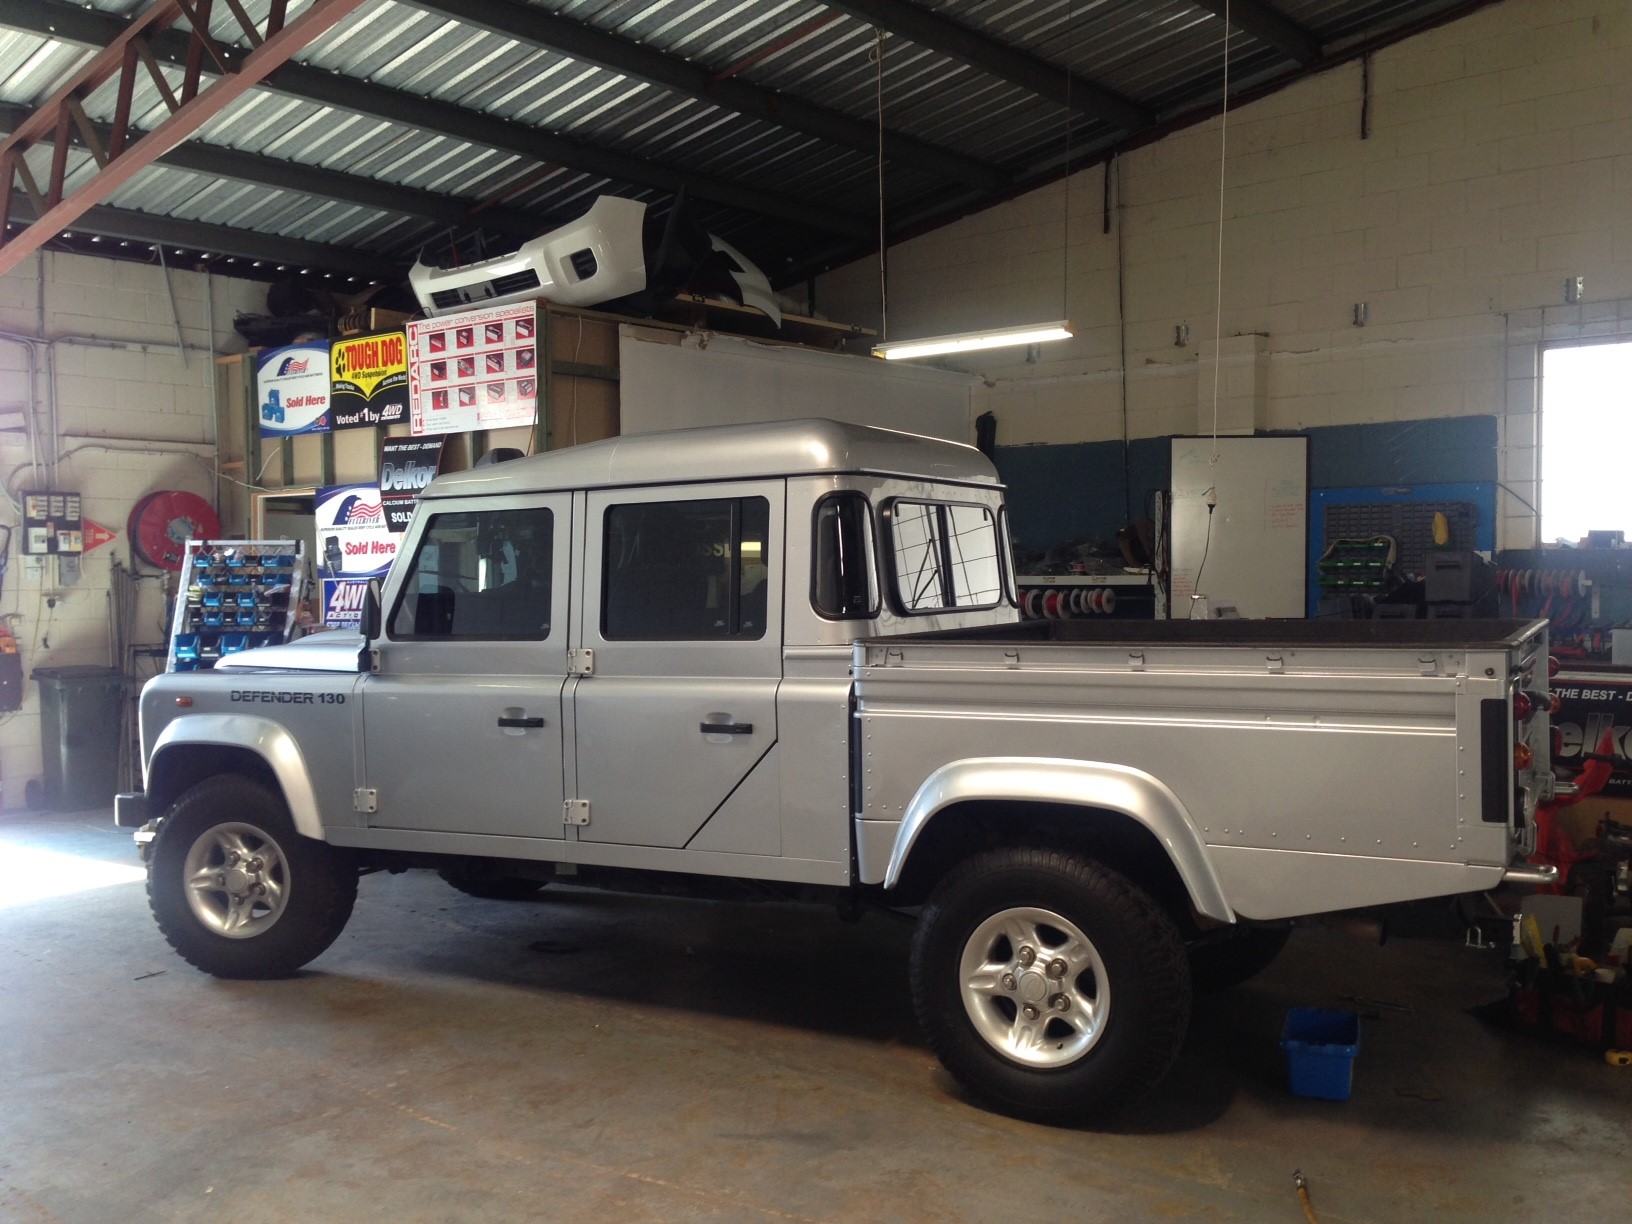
[[568, 648, 595, 676], [353, 788, 378, 814], [564, 799, 590, 827]]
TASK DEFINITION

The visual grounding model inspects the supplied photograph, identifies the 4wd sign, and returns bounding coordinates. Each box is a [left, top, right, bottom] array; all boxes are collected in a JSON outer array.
[[330, 331, 409, 429], [315, 483, 397, 627]]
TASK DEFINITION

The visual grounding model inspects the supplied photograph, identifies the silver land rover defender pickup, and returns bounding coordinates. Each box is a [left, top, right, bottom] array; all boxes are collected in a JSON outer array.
[[118, 418, 1558, 1122]]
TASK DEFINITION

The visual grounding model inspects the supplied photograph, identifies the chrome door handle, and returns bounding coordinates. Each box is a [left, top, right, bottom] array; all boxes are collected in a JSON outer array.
[[497, 716, 546, 728], [699, 721, 753, 735]]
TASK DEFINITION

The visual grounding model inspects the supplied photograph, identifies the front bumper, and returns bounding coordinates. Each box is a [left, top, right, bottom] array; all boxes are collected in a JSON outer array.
[[114, 791, 149, 828]]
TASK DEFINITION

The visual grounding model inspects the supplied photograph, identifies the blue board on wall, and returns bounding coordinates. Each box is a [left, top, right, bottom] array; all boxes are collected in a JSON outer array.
[[1307, 482, 1496, 617]]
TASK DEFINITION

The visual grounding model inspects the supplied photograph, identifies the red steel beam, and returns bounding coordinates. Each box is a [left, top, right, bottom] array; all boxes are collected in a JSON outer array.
[[0, 0, 369, 277], [0, 1, 184, 160]]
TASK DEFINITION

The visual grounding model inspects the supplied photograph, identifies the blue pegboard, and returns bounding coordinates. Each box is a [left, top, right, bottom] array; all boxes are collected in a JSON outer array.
[[1307, 483, 1496, 617]]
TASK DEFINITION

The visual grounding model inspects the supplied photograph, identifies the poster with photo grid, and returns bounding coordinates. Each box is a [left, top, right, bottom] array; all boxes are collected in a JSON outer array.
[[406, 302, 539, 436]]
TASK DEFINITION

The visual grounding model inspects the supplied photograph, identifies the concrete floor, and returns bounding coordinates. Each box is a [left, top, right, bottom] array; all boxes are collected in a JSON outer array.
[[1, 810, 1628, 1224]]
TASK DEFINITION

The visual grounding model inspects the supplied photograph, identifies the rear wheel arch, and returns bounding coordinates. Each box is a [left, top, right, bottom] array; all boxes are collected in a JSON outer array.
[[882, 759, 1232, 923], [887, 799, 1198, 922]]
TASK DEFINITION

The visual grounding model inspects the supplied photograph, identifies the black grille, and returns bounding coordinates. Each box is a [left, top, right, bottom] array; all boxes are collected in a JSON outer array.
[[430, 288, 466, 309], [568, 248, 598, 280], [491, 269, 542, 295]]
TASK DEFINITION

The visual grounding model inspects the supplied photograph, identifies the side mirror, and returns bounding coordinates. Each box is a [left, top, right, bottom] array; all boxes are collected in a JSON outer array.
[[360, 578, 383, 641]]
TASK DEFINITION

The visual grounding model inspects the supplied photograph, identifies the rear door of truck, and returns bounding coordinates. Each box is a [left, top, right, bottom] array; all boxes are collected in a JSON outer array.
[[570, 481, 784, 850]]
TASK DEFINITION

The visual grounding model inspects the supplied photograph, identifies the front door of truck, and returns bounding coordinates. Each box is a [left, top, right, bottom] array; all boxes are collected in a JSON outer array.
[[572, 482, 782, 850], [361, 493, 571, 838]]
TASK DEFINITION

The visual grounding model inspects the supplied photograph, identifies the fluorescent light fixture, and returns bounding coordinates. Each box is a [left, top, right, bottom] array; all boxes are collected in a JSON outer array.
[[872, 320, 1074, 361]]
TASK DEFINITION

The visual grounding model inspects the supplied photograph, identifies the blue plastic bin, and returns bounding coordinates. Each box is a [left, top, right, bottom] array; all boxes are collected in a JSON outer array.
[[1280, 1008, 1360, 1101]]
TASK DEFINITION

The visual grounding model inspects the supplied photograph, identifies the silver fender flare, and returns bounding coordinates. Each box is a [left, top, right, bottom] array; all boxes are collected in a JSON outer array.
[[149, 714, 325, 841], [883, 757, 1233, 922]]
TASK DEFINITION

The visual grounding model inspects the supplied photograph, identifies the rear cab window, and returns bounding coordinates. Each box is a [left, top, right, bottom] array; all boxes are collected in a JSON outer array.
[[882, 499, 1005, 614]]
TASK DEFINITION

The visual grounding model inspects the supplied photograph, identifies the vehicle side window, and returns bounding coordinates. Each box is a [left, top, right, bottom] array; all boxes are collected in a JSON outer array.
[[389, 508, 553, 640], [883, 499, 1003, 613], [812, 492, 879, 619], [603, 497, 770, 640]]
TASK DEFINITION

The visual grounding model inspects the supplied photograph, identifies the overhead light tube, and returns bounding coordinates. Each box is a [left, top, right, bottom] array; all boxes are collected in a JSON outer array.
[[872, 320, 1074, 361]]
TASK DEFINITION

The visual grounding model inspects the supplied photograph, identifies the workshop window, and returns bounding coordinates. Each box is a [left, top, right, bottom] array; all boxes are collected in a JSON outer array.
[[1542, 340, 1632, 543], [812, 492, 879, 620], [389, 508, 554, 640], [602, 497, 770, 640], [883, 499, 1004, 614]]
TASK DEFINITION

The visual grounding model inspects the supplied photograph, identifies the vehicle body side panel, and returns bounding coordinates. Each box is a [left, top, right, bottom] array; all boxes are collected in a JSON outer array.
[[857, 639, 1519, 920], [322, 822, 850, 886]]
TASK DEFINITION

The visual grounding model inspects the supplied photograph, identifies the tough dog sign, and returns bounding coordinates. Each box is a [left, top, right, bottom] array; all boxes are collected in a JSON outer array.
[[330, 330, 409, 429]]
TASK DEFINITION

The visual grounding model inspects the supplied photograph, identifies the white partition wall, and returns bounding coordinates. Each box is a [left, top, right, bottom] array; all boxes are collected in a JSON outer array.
[[1169, 436, 1308, 619]]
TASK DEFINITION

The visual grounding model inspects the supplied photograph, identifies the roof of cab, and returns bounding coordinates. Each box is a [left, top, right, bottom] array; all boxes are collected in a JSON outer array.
[[421, 418, 1000, 499]]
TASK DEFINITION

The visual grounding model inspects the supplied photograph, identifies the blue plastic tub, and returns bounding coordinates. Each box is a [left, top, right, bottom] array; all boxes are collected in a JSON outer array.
[[1280, 1008, 1360, 1101]]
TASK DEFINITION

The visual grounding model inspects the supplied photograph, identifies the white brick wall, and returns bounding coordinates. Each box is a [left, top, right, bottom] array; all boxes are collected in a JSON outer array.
[[816, 0, 1632, 543], [0, 250, 267, 809]]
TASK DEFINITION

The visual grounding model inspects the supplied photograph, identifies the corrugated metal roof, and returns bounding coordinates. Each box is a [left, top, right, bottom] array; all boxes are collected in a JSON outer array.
[[0, 0, 1488, 284]]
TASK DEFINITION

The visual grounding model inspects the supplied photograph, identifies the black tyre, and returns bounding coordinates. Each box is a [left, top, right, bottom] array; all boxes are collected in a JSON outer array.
[[1188, 924, 1292, 993], [910, 846, 1191, 1125], [437, 867, 547, 901], [147, 775, 357, 979]]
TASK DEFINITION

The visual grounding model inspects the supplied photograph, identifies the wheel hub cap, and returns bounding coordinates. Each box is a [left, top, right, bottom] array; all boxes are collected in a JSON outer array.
[[182, 822, 290, 940], [957, 906, 1110, 1069]]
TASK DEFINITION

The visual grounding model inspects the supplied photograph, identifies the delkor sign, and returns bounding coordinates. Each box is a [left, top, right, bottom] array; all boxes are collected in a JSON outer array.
[[258, 343, 331, 436], [330, 330, 409, 429], [1552, 668, 1632, 797], [377, 436, 446, 533]]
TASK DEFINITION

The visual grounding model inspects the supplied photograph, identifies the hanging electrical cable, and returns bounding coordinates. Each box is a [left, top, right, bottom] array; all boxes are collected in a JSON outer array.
[[1208, 1, 1233, 466], [873, 26, 888, 342]]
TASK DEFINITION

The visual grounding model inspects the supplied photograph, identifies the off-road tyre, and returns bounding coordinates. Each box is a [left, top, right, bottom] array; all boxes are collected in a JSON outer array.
[[911, 846, 1191, 1125], [1188, 924, 1292, 993], [147, 775, 357, 979]]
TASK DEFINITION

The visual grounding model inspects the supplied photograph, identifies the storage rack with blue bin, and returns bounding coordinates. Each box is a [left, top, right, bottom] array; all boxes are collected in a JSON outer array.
[[166, 540, 307, 672]]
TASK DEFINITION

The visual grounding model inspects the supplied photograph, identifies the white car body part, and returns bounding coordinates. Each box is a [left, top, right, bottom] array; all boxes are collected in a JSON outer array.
[[411, 196, 783, 326], [410, 195, 649, 316], [708, 233, 781, 326]]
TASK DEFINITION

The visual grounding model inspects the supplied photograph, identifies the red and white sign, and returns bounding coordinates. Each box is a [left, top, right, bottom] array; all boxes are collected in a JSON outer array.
[[81, 519, 117, 553], [407, 303, 538, 436]]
